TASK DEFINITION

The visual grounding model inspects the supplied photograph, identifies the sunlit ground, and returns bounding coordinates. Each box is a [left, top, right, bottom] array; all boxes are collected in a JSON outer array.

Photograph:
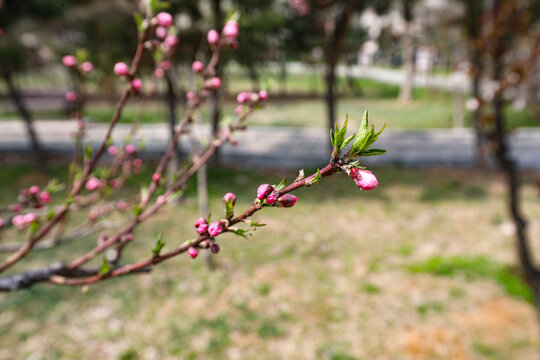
[[0, 164, 539, 359]]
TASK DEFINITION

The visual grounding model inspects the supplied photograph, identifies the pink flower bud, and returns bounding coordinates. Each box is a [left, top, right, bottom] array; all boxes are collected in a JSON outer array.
[[266, 191, 278, 205], [188, 247, 199, 258], [152, 173, 161, 183], [192, 61, 204, 73], [223, 20, 239, 38], [223, 192, 236, 205], [155, 26, 167, 39], [29, 185, 40, 195], [24, 212, 36, 224], [259, 90, 268, 101], [209, 77, 221, 89], [236, 92, 248, 103], [86, 177, 101, 191], [208, 221, 225, 237], [207, 29, 220, 45], [195, 218, 207, 227], [256, 184, 274, 200], [129, 79, 142, 94], [39, 191, 51, 204], [12, 214, 26, 229], [133, 158, 143, 168], [156, 12, 173, 27], [114, 62, 130, 76], [210, 243, 220, 254], [186, 91, 196, 101], [154, 67, 165, 78], [108, 145, 118, 155], [65, 91, 77, 102], [349, 168, 378, 191], [80, 61, 93, 73], [235, 105, 244, 115], [278, 194, 297, 208], [62, 55, 77, 67], [11, 204, 22, 213], [164, 35, 178, 47], [196, 223, 208, 235], [161, 60, 172, 70], [125, 144, 136, 155], [116, 201, 128, 210]]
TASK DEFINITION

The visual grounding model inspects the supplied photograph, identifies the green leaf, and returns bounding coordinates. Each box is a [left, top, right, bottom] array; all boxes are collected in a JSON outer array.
[[246, 220, 266, 227], [225, 200, 234, 219], [99, 258, 112, 275], [330, 128, 335, 147], [85, 146, 93, 159], [29, 221, 40, 234], [340, 133, 355, 152], [133, 12, 145, 34], [312, 169, 322, 184], [229, 228, 251, 239], [181, 238, 196, 247], [133, 204, 142, 217], [274, 178, 287, 191], [360, 148, 387, 156], [152, 232, 165, 257]]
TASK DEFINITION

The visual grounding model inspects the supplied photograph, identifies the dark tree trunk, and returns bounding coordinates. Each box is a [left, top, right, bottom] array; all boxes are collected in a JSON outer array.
[[3, 71, 47, 171]]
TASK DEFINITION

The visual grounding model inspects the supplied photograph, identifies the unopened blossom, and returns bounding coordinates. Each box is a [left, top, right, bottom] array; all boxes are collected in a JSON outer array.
[[86, 177, 101, 191], [24, 212, 36, 224], [156, 12, 173, 27], [210, 243, 220, 254], [208, 221, 225, 237], [195, 218, 209, 235], [108, 145, 118, 155], [12, 215, 26, 229], [192, 61, 204, 73], [207, 29, 219, 45], [256, 184, 273, 200], [223, 192, 236, 205], [152, 173, 161, 183], [278, 194, 297, 208], [131, 78, 142, 93], [188, 247, 199, 258], [65, 91, 77, 102], [155, 26, 167, 39], [186, 91, 195, 101], [161, 60, 172, 70], [236, 92, 248, 103], [223, 20, 239, 38], [39, 191, 51, 204], [154, 68, 165, 78], [125, 144, 136, 155], [132, 158, 143, 168], [114, 62, 129, 76], [349, 168, 378, 191], [210, 77, 221, 89], [265, 191, 278, 205], [29, 185, 40, 195], [80, 61, 93, 73], [62, 55, 77, 67], [116, 201, 128, 210], [164, 35, 178, 47], [259, 90, 268, 101]]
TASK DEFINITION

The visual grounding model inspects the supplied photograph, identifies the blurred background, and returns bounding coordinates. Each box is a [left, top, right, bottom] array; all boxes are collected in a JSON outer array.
[[1, 0, 540, 359]]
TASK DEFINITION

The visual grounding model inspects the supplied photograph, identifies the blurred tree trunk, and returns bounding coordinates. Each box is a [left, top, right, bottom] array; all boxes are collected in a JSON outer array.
[[2, 71, 47, 172], [399, 0, 415, 103], [210, 0, 223, 166], [324, 2, 354, 149]]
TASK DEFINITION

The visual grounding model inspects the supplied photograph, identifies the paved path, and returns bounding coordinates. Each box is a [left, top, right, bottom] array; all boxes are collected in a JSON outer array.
[[1, 120, 539, 169]]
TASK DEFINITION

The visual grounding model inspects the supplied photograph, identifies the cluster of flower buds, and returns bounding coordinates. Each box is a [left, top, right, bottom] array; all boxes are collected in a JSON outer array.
[[62, 55, 93, 74], [256, 184, 297, 207], [207, 19, 239, 49], [12, 212, 37, 230], [348, 168, 378, 191], [235, 90, 268, 115], [17, 185, 51, 209]]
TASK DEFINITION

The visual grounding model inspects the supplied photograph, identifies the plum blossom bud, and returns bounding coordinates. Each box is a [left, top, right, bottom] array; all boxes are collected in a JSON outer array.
[[223, 192, 236, 205], [209, 77, 221, 89], [116, 201, 128, 210], [12, 215, 26, 229], [266, 191, 278, 205], [349, 168, 378, 191], [86, 177, 101, 191], [108, 145, 118, 155], [210, 243, 220, 254], [24, 212, 37, 224], [207, 29, 219, 45], [152, 173, 161, 183], [192, 61, 204, 73], [154, 68, 165, 78], [62, 55, 77, 67], [256, 184, 274, 200], [236, 92, 248, 103], [131, 78, 142, 93], [258, 90, 268, 101], [223, 20, 239, 38], [164, 35, 178, 47], [188, 247, 198, 258], [235, 105, 244, 115], [155, 26, 167, 39], [195, 217, 208, 234], [114, 62, 129, 76], [156, 12, 173, 27], [80, 61, 93, 73], [132, 158, 143, 168], [29, 185, 40, 195], [195, 218, 207, 227], [65, 91, 77, 102], [278, 194, 297, 208], [186, 91, 195, 101], [125, 144, 136, 155], [208, 221, 225, 237], [39, 191, 51, 204]]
